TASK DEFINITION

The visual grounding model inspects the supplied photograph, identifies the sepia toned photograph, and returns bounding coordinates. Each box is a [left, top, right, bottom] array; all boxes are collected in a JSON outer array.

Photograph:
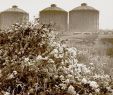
[[0, 0, 113, 95]]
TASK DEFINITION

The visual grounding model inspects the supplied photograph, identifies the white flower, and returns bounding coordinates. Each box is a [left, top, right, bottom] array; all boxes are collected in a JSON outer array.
[[24, 57, 29, 62], [69, 65, 74, 69], [48, 59, 54, 63], [36, 55, 43, 60], [4, 92, 10, 95], [55, 85, 59, 89], [67, 74, 73, 79], [58, 54, 64, 58], [43, 57, 48, 60], [43, 28, 49, 32], [59, 83, 67, 90], [55, 43, 61, 48], [54, 75, 58, 79], [104, 75, 110, 79], [89, 63, 94, 65], [51, 42, 57, 47], [52, 49, 59, 54], [93, 74, 100, 79], [27, 61, 32, 66], [89, 93, 93, 95], [60, 75, 64, 81], [75, 64, 90, 74], [64, 79, 70, 84], [58, 47, 63, 53], [7, 73, 14, 79], [13, 71, 17, 75], [36, 55, 48, 61], [81, 78, 87, 84], [54, 54, 59, 58], [67, 47, 77, 57], [62, 44, 67, 48], [68, 85, 76, 95], [89, 81, 99, 89], [106, 87, 111, 91], [95, 88, 100, 93]]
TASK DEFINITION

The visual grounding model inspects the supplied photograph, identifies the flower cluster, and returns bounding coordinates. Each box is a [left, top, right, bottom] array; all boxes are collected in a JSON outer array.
[[0, 22, 113, 95]]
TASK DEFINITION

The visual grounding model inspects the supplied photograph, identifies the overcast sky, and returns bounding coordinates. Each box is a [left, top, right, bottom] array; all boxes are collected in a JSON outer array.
[[0, 0, 113, 29]]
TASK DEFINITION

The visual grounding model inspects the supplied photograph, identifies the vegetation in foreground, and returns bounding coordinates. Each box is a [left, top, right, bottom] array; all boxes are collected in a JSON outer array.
[[0, 22, 113, 95]]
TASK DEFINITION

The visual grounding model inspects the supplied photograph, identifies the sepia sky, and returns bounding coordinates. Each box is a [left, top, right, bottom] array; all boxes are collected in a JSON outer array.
[[0, 0, 113, 29]]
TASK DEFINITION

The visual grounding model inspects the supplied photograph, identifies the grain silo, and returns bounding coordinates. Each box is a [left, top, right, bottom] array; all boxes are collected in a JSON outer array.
[[69, 3, 99, 33], [39, 4, 68, 32], [0, 5, 29, 30]]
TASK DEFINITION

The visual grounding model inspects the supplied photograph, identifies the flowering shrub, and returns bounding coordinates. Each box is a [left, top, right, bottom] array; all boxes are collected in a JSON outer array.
[[0, 22, 113, 95]]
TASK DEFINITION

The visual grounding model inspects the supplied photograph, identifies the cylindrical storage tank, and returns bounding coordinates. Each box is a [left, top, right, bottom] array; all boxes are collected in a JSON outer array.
[[0, 5, 29, 30], [0, 12, 1, 30], [69, 3, 99, 33], [39, 4, 68, 32]]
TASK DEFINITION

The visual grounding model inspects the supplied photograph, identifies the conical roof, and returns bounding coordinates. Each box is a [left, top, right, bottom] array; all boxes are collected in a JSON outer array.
[[1, 5, 28, 14], [70, 3, 99, 12], [40, 4, 67, 12]]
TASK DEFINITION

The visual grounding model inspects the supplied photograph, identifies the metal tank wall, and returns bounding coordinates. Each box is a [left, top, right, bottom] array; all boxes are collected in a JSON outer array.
[[69, 3, 99, 33], [0, 13, 1, 30], [39, 4, 68, 32], [0, 5, 29, 30]]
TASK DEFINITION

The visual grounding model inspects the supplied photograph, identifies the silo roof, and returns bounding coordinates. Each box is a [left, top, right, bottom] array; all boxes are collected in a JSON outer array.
[[70, 3, 99, 12], [41, 4, 67, 12], [1, 5, 28, 14]]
